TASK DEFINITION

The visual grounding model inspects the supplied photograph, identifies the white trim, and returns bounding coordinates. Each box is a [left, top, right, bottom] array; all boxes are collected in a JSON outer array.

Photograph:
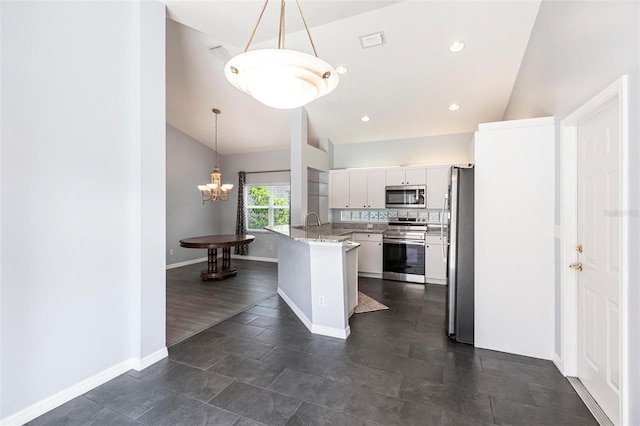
[[0, 349, 169, 425], [166, 254, 277, 270], [357, 272, 383, 279], [277, 287, 350, 339], [230, 254, 277, 263], [553, 352, 563, 372], [311, 323, 351, 339], [559, 75, 629, 424], [277, 287, 313, 330], [130, 347, 169, 371], [166, 257, 207, 270], [477, 116, 555, 131]]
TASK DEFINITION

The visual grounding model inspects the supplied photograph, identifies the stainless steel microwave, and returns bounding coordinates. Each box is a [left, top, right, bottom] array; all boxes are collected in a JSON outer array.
[[385, 185, 426, 209]]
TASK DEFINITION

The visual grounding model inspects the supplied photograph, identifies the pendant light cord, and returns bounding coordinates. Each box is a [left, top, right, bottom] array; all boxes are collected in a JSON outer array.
[[212, 108, 220, 168], [243, 0, 319, 57]]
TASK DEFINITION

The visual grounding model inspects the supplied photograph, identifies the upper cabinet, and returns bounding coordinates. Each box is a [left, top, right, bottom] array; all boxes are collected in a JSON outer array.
[[329, 169, 385, 209], [426, 166, 450, 209], [329, 170, 350, 208], [350, 170, 386, 208], [385, 167, 426, 186], [330, 165, 452, 210]]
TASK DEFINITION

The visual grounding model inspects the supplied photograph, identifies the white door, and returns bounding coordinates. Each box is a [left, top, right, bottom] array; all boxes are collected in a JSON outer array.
[[576, 99, 620, 425]]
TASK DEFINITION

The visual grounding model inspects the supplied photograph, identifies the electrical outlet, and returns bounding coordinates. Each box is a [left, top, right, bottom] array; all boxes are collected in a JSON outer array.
[[169, 249, 174, 256], [319, 296, 325, 307]]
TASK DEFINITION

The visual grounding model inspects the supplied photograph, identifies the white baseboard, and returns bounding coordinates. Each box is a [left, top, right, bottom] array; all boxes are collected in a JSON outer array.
[[277, 288, 313, 331], [231, 254, 277, 263], [277, 288, 350, 340], [311, 324, 351, 339], [166, 254, 277, 270], [1, 349, 168, 426], [553, 352, 563, 374], [131, 347, 168, 372], [358, 272, 382, 279], [166, 257, 207, 270]]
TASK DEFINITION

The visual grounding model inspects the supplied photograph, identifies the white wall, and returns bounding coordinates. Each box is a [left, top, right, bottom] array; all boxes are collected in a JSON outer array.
[[333, 132, 474, 169], [0, 1, 166, 423], [166, 124, 221, 265], [502, 2, 639, 423]]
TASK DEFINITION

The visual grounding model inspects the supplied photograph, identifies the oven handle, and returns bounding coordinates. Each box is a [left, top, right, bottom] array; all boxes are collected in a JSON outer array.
[[383, 239, 426, 246]]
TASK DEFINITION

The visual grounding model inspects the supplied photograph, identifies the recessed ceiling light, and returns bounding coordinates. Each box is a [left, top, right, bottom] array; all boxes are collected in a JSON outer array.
[[335, 65, 348, 74], [448, 40, 465, 53], [448, 104, 460, 111], [361, 115, 371, 122]]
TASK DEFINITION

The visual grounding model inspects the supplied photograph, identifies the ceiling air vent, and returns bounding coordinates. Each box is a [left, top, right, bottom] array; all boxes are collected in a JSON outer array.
[[359, 32, 385, 49]]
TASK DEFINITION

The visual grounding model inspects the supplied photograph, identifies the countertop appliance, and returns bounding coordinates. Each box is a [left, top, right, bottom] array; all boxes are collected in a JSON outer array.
[[385, 185, 426, 209], [383, 218, 427, 283], [446, 165, 474, 344]]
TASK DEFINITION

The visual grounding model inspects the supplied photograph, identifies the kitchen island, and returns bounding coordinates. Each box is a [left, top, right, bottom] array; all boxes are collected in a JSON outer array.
[[265, 225, 360, 339]]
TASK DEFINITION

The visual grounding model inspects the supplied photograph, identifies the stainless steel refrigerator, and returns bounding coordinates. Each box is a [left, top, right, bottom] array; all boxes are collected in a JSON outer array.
[[446, 165, 474, 344]]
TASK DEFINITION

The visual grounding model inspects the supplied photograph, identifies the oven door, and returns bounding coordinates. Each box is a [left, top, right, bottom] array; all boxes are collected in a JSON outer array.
[[382, 238, 426, 284]]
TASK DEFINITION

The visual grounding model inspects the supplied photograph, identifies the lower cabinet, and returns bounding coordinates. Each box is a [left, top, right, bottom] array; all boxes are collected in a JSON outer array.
[[354, 233, 383, 275], [425, 235, 447, 284]]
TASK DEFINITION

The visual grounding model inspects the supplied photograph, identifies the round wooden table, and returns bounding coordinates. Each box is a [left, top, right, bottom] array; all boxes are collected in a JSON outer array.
[[179, 234, 255, 280]]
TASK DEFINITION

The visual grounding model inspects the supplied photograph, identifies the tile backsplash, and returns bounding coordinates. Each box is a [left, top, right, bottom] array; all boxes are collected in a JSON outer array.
[[333, 209, 446, 224]]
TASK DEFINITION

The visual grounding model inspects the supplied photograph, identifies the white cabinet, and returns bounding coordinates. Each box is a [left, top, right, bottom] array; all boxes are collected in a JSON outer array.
[[354, 233, 382, 274], [364, 170, 386, 208], [330, 170, 385, 209], [425, 235, 446, 285], [426, 166, 450, 209], [329, 170, 350, 208], [386, 167, 426, 186]]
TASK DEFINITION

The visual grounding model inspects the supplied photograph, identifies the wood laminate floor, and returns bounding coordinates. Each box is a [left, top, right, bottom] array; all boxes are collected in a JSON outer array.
[[166, 259, 278, 346]]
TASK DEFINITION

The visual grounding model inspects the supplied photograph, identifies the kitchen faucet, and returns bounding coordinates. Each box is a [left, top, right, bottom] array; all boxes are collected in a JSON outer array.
[[305, 212, 321, 229]]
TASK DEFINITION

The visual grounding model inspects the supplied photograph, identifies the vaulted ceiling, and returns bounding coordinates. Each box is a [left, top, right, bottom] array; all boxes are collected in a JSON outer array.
[[164, 1, 541, 155]]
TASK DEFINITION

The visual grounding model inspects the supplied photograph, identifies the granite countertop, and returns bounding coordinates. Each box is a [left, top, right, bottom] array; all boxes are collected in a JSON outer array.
[[267, 223, 446, 242], [265, 224, 354, 244]]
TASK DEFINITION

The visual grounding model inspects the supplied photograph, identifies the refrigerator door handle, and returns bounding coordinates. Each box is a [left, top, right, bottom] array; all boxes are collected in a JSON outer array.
[[441, 194, 447, 263], [447, 168, 459, 337]]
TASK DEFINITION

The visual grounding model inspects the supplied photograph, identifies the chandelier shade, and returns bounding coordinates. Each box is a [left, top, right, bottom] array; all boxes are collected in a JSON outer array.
[[198, 109, 233, 204], [225, 0, 339, 109]]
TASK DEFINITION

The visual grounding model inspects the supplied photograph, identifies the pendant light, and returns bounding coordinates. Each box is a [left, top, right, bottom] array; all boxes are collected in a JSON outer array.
[[225, 0, 339, 109], [197, 108, 234, 204]]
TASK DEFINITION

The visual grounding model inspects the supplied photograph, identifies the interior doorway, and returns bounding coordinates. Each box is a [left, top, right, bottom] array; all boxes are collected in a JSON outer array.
[[560, 75, 629, 425]]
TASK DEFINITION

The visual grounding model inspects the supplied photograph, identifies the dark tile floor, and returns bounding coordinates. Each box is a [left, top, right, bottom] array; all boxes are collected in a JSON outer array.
[[28, 263, 596, 426]]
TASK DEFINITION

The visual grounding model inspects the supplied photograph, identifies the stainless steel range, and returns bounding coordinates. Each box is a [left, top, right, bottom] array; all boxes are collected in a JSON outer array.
[[383, 218, 427, 283]]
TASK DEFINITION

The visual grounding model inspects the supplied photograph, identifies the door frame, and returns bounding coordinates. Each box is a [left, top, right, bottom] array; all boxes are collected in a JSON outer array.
[[560, 75, 629, 423]]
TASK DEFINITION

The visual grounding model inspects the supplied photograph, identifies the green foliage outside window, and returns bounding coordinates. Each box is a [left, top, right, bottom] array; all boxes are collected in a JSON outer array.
[[246, 185, 290, 230]]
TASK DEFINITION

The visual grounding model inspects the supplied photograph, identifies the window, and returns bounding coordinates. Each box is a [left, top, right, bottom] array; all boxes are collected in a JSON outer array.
[[246, 184, 290, 230]]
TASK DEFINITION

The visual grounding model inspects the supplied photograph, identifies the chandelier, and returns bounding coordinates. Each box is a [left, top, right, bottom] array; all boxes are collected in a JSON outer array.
[[197, 108, 233, 204], [224, 0, 339, 109]]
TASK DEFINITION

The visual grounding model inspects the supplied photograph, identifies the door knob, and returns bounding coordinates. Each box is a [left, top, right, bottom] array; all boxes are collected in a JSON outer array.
[[569, 262, 583, 271]]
